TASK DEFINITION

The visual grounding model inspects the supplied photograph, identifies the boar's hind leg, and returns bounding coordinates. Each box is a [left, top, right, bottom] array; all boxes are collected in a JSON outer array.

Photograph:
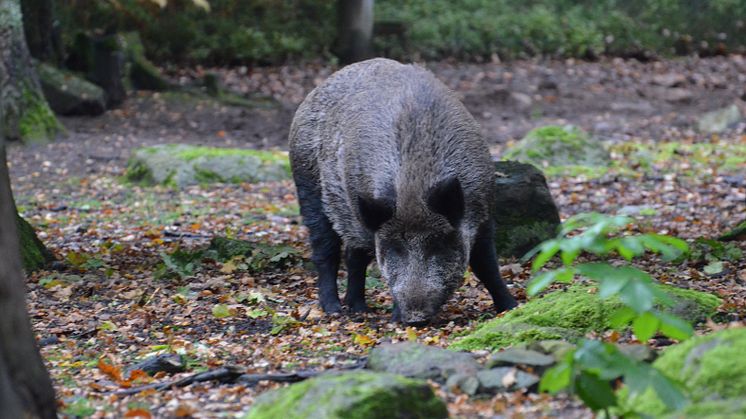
[[344, 247, 373, 312], [470, 222, 518, 312], [296, 183, 343, 313]]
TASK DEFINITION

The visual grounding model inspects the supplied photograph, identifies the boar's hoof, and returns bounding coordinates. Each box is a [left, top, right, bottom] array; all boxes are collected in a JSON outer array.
[[346, 300, 369, 313], [495, 297, 519, 313], [321, 299, 343, 314], [404, 319, 430, 328]]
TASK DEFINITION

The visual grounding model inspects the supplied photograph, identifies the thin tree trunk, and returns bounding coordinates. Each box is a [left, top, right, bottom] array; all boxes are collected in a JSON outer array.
[[0, 0, 62, 143], [335, 0, 374, 64], [0, 144, 57, 418]]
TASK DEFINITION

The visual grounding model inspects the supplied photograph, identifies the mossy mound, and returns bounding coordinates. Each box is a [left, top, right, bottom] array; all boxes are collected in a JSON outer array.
[[630, 328, 746, 416], [244, 371, 447, 419], [450, 284, 720, 351], [502, 125, 610, 170], [16, 214, 55, 272], [125, 144, 291, 188]]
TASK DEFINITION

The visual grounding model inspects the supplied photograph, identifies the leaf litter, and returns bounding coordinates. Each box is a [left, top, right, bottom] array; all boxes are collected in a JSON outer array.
[[6, 56, 746, 418]]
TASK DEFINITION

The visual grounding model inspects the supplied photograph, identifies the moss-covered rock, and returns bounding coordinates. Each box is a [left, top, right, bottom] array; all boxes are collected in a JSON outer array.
[[37, 62, 105, 116], [502, 125, 610, 171], [16, 214, 55, 271], [629, 328, 746, 416], [493, 161, 560, 258], [244, 371, 448, 419], [450, 284, 721, 351], [125, 144, 291, 188]]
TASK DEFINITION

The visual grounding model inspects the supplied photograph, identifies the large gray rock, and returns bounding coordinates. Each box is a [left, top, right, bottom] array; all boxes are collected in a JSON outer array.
[[37, 62, 105, 116], [367, 342, 479, 382], [125, 144, 291, 188], [245, 371, 448, 419], [486, 347, 555, 368], [493, 161, 561, 258], [476, 367, 540, 393]]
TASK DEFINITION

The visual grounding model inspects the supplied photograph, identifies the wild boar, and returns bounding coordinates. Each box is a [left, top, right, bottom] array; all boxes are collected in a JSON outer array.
[[289, 58, 516, 325]]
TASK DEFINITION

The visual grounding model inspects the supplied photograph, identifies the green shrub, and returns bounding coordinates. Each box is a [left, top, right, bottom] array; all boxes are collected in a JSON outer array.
[[59, 0, 746, 65]]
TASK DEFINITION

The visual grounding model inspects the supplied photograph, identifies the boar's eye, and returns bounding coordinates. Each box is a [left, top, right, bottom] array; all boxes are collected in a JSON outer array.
[[426, 176, 464, 227], [358, 194, 395, 231], [382, 240, 407, 259]]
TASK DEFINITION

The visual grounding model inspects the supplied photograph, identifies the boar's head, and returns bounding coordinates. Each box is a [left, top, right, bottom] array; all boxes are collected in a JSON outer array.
[[358, 176, 468, 326]]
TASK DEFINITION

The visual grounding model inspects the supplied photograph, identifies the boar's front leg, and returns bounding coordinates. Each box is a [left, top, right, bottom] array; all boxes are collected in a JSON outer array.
[[295, 181, 343, 313], [469, 221, 518, 312], [344, 246, 373, 312]]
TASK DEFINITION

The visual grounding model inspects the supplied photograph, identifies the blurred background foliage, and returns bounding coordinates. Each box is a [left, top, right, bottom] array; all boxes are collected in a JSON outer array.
[[59, 0, 746, 65]]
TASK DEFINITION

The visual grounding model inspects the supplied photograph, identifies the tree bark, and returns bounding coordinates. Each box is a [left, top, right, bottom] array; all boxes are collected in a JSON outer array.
[[335, 0, 374, 64], [0, 144, 57, 417], [0, 0, 63, 143], [20, 0, 63, 65]]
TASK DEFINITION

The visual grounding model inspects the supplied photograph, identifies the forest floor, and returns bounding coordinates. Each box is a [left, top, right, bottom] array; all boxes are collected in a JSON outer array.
[[6, 55, 746, 418]]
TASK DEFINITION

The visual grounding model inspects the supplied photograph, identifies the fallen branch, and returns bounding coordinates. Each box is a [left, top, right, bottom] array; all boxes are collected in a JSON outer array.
[[110, 358, 366, 396]]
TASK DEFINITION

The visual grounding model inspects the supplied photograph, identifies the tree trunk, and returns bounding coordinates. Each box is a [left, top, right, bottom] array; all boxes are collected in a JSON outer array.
[[335, 0, 374, 64], [0, 0, 63, 143], [0, 144, 57, 418], [20, 0, 63, 65]]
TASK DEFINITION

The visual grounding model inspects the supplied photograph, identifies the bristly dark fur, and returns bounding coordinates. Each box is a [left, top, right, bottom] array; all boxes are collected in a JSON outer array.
[[289, 58, 516, 324]]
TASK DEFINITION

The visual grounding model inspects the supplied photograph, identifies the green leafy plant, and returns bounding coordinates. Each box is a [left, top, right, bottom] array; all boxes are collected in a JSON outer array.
[[155, 247, 204, 279], [524, 212, 692, 415], [62, 397, 96, 417]]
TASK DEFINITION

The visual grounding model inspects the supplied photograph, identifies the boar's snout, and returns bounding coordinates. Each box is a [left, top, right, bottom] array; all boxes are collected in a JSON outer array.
[[393, 284, 450, 327]]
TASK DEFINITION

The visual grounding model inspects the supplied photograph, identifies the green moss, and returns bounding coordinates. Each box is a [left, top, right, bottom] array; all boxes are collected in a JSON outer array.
[[450, 322, 583, 351], [18, 86, 64, 144], [450, 286, 611, 351], [245, 371, 447, 419], [629, 328, 746, 416], [542, 165, 611, 178], [193, 167, 225, 184], [16, 214, 55, 272], [123, 158, 155, 184], [450, 284, 721, 351], [175, 146, 290, 174]]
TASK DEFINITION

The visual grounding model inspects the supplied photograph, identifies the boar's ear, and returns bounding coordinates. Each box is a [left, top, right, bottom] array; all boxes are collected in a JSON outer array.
[[358, 195, 395, 231], [427, 176, 464, 227]]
